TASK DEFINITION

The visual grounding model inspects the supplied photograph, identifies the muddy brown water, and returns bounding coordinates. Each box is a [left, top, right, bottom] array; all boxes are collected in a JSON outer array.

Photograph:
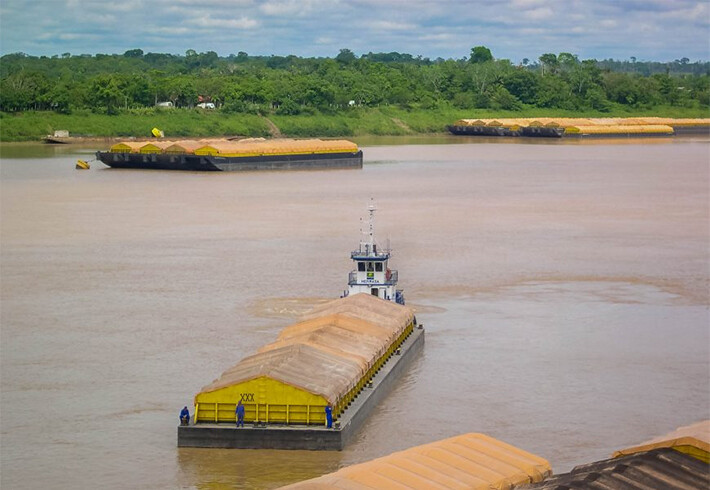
[[1, 137, 708, 488]]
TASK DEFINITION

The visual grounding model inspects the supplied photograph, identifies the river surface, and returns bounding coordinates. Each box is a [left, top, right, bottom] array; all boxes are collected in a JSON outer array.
[[1, 137, 708, 489]]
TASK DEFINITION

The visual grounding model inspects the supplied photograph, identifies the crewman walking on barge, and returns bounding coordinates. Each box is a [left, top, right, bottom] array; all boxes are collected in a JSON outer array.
[[236, 401, 245, 427], [325, 404, 333, 429]]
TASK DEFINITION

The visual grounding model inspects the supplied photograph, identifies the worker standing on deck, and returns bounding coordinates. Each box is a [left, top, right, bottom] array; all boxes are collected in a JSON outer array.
[[236, 400, 245, 427], [325, 404, 333, 429], [180, 406, 190, 426]]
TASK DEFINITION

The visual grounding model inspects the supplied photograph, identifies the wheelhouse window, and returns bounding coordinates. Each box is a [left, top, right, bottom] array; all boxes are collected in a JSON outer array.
[[375, 262, 383, 272], [358, 262, 366, 271]]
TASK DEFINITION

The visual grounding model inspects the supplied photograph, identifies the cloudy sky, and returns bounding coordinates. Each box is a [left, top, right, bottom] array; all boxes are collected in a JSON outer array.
[[1, 0, 708, 62]]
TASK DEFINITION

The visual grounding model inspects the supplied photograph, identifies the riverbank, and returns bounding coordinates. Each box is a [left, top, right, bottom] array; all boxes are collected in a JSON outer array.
[[2, 106, 709, 142]]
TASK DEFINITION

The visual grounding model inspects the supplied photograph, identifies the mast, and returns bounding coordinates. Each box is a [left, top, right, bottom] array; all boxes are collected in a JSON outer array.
[[358, 200, 378, 255], [367, 201, 375, 253]]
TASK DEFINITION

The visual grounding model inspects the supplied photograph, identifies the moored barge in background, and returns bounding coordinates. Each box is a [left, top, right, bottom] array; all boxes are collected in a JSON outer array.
[[97, 138, 363, 171], [448, 117, 710, 138]]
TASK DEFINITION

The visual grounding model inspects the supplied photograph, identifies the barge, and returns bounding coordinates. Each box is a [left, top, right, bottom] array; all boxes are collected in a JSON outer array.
[[446, 123, 564, 137], [448, 117, 709, 138], [178, 204, 424, 450], [97, 138, 363, 171]]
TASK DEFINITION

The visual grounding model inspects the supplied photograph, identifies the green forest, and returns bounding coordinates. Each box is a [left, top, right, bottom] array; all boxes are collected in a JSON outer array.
[[1, 47, 708, 141]]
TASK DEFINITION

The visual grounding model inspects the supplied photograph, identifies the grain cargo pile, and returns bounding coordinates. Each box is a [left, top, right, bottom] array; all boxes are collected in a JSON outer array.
[[281, 433, 552, 489]]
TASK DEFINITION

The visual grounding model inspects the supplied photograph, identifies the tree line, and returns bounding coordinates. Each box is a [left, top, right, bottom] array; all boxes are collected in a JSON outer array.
[[1, 47, 708, 115]]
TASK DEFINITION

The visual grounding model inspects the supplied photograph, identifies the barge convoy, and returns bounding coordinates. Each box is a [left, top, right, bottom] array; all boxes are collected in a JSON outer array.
[[178, 205, 423, 450], [448, 117, 710, 138], [96, 138, 363, 171]]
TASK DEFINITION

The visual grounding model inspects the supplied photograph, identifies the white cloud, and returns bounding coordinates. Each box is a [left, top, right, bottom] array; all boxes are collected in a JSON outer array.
[[160, 0, 253, 6], [151, 27, 193, 36], [189, 15, 258, 29], [369, 20, 417, 31], [260, 0, 336, 16], [657, 2, 709, 22], [103, 1, 143, 12], [636, 22, 660, 34], [511, 0, 549, 8], [523, 7, 554, 20], [260, 0, 303, 16], [419, 33, 454, 41], [518, 27, 547, 35], [58, 33, 95, 40]]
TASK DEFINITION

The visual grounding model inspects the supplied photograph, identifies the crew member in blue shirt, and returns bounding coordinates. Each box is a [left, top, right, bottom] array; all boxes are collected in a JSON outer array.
[[236, 400, 245, 427], [325, 403, 333, 429], [180, 406, 190, 426]]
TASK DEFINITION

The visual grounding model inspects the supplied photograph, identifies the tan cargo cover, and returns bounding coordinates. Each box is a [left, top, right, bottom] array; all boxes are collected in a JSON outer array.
[[261, 325, 389, 371], [281, 432, 552, 489], [199, 343, 364, 404], [198, 294, 415, 405]]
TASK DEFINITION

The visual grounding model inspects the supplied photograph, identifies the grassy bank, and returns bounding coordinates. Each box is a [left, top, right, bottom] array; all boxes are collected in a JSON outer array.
[[1, 106, 708, 142], [0, 110, 271, 142]]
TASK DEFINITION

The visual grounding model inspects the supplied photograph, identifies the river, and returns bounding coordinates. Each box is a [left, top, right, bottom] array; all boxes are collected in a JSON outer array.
[[1, 136, 708, 488]]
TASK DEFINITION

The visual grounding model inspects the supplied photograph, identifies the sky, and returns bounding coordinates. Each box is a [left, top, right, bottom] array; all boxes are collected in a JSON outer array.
[[1, 0, 709, 62]]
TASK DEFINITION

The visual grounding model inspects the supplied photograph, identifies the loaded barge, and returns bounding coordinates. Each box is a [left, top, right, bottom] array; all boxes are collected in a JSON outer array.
[[448, 117, 710, 138], [97, 138, 363, 171], [177, 205, 424, 450]]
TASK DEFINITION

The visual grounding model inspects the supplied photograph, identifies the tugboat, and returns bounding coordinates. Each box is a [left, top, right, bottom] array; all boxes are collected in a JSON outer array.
[[344, 202, 405, 305]]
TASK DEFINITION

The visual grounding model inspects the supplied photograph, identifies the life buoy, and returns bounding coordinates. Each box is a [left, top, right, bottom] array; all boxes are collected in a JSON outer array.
[[385, 268, 392, 280]]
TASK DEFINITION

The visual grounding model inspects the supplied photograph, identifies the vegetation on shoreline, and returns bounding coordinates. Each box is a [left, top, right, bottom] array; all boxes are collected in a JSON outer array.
[[1, 47, 708, 141], [2, 105, 709, 142]]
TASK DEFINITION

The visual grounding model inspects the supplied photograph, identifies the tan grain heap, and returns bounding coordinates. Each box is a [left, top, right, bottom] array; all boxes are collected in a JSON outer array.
[[302, 293, 414, 337], [199, 343, 364, 405], [164, 140, 205, 154], [139, 141, 175, 154], [453, 117, 710, 130], [564, 124, 674, 135], [280, 432, 552, 489], [190, 138, 359, 157], [197, 293, 414, 406], [280, 314, 397, 348], [260, 324, 390, 372]]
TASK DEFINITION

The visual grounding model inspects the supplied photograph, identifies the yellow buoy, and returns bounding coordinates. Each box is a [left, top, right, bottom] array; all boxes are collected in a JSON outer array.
[[76, 160, 90, 170], [151, 127, 164, 138]]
